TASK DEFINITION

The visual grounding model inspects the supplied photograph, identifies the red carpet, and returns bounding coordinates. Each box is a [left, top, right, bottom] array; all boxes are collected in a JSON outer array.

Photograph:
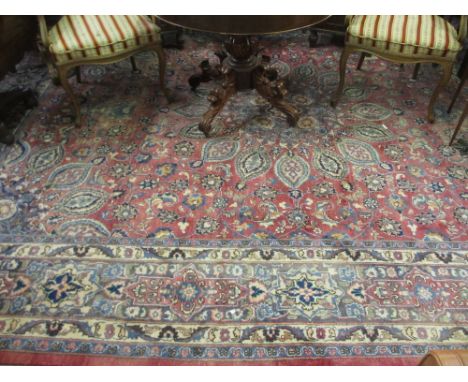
[[0, 31, 466, 365]]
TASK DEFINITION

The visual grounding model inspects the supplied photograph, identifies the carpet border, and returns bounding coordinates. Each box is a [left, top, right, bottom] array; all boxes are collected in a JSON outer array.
[[0, 351, 421, 366]]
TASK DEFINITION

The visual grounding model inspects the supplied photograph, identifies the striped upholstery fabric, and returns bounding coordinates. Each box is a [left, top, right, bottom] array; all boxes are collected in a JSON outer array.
[[347, 16, 462, 60], [48, 15, 161, 64]]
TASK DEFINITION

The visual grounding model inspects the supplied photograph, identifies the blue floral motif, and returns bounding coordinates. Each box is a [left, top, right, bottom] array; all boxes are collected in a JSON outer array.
[[279, 275, 334, 309], [43, 272, 83, 304], [176, 282, 201, 303]]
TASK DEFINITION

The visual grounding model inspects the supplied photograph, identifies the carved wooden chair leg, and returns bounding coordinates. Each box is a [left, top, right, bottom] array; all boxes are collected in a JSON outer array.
[[412, 63, 421, 80], [58, 66, 82, 127], [356, 52, 367, 70], [447, 71, 467, 113], [449, 102, 467, 145], [427, 62, 453, 123], [76, 66, 82, 83], [331, 46, 352, 107], [130, 56, 140, 73], [154, 46, 171, 102]]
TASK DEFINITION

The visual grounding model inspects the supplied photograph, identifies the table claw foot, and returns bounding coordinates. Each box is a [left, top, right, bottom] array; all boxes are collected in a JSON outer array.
[[198, 70, 236, 137]]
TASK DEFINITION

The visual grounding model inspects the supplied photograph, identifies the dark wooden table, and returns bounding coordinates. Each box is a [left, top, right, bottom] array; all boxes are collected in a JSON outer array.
[[157, 16, 330, 136]]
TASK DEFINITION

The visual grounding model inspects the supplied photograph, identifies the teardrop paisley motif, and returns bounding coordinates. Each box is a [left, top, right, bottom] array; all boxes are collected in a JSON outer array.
[[351, 102, 392, 121], [57, 189, 107, 215], [235, 147, 271, 181], [275, 153, 310, 188], [28, 145, 64, 173], [4, 140, 30, 167], [58, 218, 110, 237], [202, 138, 240, 162], [313, 149, 348, 179], [337, 138, 380, 166], [352, 124, 395, 142], [47, 163, 93, 189]]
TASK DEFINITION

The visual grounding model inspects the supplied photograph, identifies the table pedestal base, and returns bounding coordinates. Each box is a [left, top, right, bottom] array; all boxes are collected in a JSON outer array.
[[197, 36, 299, 137]]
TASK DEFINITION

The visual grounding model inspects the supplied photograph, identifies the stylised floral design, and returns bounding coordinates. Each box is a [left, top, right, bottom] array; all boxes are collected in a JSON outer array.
[[364, 198, 379, 209], [416, 212, 437, 225], [43, 272, 83, 304], [107, 125, 128, 137], [377, 218, 403, 236], [447, 165, 467, 180], [312, 182, 336, 198], [201, 174, 224, 190], [110, 163, 132, 178], [364, 174, 387, 192], [183, 194, 205, 210], [195, 217, 219, 234], [174, 141, 195, 157], [254, 186, 278, 201], [277, 274, 335, 309], [454, 207, 468, 225], [140, 179, 158, 189], [157, 209, 179, 223], [287, 209, 310, 228], [113, 203, 137, 222], [156, 163, 177, 178], [124, 266, 246, 320]]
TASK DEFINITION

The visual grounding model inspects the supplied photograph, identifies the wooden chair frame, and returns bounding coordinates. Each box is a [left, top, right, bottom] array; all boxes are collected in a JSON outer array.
[[331, 16, 467, 123], [37, 16, 170, 127]]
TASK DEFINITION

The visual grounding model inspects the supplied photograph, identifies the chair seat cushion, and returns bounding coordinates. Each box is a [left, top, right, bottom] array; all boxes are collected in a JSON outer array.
[[347, 15, 461, 60], [48, 15, 161, 64]]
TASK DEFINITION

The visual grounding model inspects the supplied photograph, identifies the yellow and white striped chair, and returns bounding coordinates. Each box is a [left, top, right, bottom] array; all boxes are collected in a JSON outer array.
[[331, 15, 467, 123], [38, 15, 170, 126]]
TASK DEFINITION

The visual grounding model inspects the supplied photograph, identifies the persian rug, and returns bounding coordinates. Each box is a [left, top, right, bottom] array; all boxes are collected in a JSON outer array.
[[0, 31, 467, 366]]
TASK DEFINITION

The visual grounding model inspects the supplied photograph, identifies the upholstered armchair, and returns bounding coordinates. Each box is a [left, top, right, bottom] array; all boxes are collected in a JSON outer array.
[[331, 15, 467, 123], [37, 15, 170, 126]]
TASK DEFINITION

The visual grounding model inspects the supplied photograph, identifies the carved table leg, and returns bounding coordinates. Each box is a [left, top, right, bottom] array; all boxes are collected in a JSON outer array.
[[253, 65, 299, 126], [199, 69, 236, 137]]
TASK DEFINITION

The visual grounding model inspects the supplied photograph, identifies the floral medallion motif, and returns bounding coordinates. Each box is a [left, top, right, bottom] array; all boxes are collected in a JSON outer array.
[[235, 147, 271, 182], [337, 138, 380, 166], [313, 149, 348, 179], [201, 138, 240, 163], [124, 266, 247, 320], [365, 268, 467, 319], [276, 273, 338, 318], [274, 152, 310, 188], [43, 272, 84, 304]]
